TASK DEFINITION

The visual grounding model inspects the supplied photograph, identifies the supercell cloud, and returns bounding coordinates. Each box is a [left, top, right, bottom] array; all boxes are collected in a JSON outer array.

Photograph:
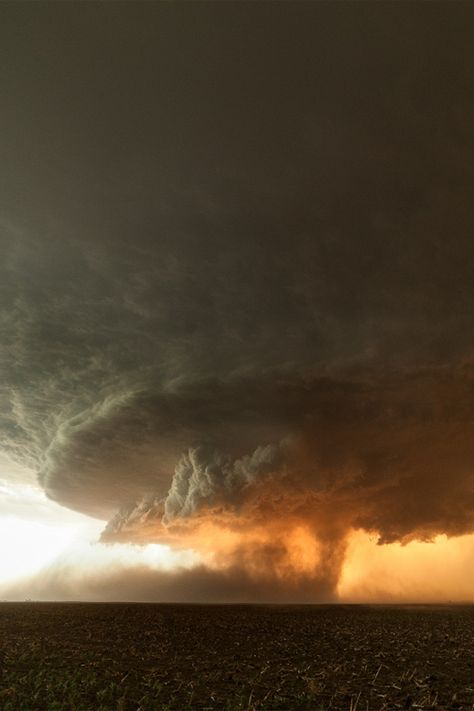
[[0, 3, 473, 599]]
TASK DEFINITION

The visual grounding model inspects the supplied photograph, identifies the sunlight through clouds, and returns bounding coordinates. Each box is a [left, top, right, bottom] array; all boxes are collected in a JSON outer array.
[[0, 478, 200, 596]]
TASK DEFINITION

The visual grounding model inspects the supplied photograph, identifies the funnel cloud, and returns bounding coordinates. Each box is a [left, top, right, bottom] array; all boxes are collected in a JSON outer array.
[[0, 3, 473, 600]]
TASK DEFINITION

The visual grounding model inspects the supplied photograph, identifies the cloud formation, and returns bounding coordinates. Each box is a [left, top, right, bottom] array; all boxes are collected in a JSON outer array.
[[162, 444, 281, 522], [0, 3, 473, 599]]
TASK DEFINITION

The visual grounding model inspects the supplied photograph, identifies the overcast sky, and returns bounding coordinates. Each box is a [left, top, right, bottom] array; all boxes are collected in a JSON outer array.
[[0, 2, 473, 602]]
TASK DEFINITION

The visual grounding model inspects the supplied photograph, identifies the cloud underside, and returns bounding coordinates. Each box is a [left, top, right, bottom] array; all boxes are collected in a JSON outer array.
[[2, 248, 473, 601], [49, 366, 474, 597], [0, 4, 473, 599]]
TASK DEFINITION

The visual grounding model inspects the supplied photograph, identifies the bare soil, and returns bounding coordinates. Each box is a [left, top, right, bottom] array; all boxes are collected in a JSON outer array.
[[0, 603, 473, 710]]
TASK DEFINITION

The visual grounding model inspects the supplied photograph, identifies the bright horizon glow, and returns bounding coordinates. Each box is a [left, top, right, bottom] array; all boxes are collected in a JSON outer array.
[[0, 478, 102, 585], [0, 515, 90, 584], [0, 479, 200, 597], [1, 479, 473, 603]]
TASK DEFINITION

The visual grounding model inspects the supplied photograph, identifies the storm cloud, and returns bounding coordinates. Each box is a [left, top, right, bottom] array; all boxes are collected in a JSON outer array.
[[0, 3, 473, 599]]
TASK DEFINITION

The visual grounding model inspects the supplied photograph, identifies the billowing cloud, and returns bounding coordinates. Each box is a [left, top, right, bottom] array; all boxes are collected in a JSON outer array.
[[93, 366, 473, 594], [0, 3, 473, 599], [162, 443, 281, 522]]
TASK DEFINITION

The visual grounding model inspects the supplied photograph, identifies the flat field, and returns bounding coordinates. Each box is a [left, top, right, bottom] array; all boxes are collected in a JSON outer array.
[[0, 603, 473, 710]]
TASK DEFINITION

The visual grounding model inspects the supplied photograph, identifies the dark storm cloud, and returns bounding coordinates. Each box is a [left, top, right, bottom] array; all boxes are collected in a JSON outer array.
[[101, 367, 474, 545], [0, 3, 473, 597]]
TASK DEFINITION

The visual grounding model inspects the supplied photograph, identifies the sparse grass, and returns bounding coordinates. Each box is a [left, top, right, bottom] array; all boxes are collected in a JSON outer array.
[[0, 603, 473, 710]]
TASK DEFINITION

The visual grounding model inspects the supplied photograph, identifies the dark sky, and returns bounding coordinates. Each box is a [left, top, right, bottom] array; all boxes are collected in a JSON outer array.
[[1, 3, 473, 599]]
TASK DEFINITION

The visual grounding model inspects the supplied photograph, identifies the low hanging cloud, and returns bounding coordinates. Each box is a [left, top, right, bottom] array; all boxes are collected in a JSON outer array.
[[3, 365, 473, 603], [0, 3, 473, 600], [96, 366, 474, 597], [2, 248, 473, 598]]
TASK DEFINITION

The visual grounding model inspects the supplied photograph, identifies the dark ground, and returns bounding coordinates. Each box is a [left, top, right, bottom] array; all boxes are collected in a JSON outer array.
[[0, 603, 473, 710]]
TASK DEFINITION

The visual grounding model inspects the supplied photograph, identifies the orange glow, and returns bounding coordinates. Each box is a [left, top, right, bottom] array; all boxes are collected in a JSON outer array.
[[144, 516, 474, 601], [160, 515, 324, 580], [338, 529, 474, 602], [101, 465, 474, 602]]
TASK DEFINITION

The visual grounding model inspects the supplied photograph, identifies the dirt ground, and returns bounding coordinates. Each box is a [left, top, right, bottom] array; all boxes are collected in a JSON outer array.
[[0, 603, 473, 710]]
